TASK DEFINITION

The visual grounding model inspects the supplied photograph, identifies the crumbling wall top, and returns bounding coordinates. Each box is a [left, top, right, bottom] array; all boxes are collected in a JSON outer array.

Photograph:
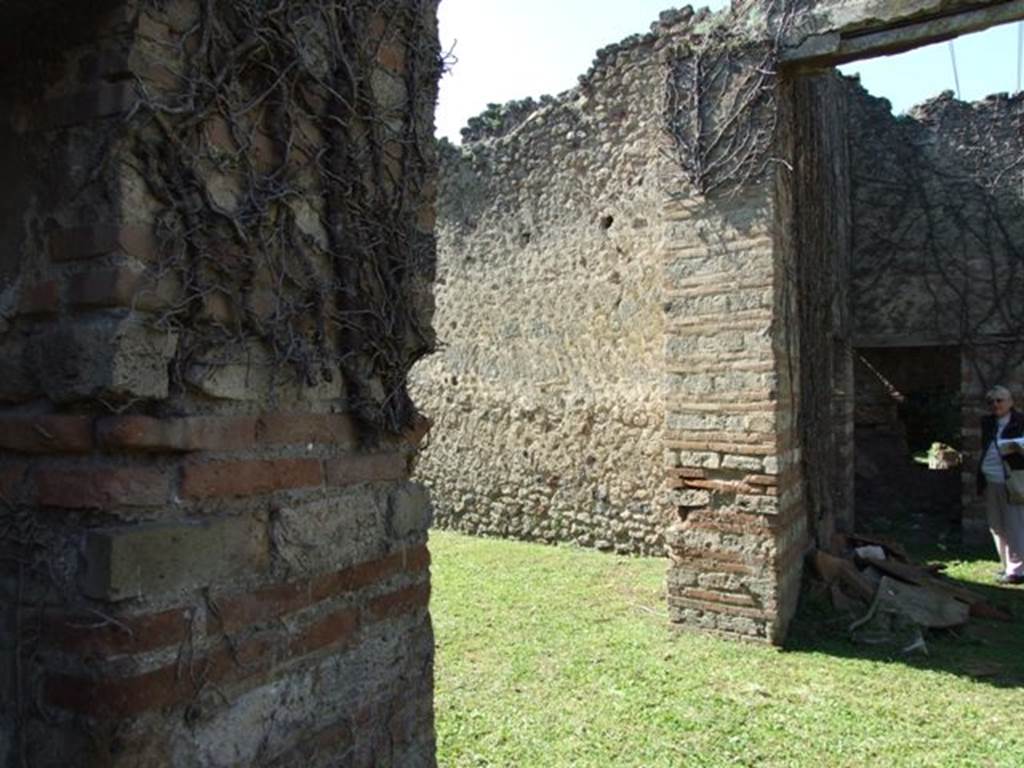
[[454, 4, 735, 145]]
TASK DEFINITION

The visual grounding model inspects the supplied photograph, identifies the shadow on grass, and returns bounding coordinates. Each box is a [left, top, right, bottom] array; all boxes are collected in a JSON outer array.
[[783, 529, 1024, 689]]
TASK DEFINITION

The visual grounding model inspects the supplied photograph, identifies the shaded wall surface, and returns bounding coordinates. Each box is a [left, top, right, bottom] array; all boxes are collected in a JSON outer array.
[[847, 83, 1024, 533], [0, 1, 440, 766]]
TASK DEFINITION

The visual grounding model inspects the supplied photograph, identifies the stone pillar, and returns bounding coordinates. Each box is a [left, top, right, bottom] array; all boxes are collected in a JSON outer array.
[[662, 56, 854, 645], [0, 2, 439, 766], [659, 35, 810, 644], [662, 187, 801, 644]]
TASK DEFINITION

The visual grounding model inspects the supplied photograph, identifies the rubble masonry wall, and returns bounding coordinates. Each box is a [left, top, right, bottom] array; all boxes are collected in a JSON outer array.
[[411, 18, 686, 555], [0, 2, 440, 765], [416, 7, 844, 642]]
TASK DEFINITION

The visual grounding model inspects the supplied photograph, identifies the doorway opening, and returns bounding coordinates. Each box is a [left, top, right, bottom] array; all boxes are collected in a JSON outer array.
[[853, 346, 963, 536], [781, 14, 1024, 548]]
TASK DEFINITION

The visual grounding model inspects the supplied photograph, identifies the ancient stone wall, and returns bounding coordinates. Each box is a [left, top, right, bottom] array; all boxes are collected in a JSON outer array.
[[0, 2, 440, 765], [846, 82, 1024, 534], [662, 56, 853, 641], [410, 11, 710, 555], [416, 5, 860, 642], [660, 178, 799, 640]]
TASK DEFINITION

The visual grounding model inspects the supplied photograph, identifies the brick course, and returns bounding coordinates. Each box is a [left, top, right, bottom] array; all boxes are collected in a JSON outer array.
[[0, 415, 93, 453], [97, 415, 258, 452], [42, 607, 192, 656], [35, 466, 169, 509], [180, 458, 323, 499], [257, 412, 357, 448]]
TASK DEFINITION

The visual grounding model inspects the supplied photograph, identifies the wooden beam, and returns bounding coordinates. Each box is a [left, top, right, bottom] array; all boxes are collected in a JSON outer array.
[[782, 0, 1024, 67], [852, 335, 961, 349]]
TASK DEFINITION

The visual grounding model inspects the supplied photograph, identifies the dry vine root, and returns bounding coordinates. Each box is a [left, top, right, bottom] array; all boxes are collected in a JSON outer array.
[[125, 0, 441, 432], [663, 1, 797, 198]]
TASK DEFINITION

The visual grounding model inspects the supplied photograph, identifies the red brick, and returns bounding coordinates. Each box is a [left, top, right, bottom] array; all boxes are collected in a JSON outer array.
[[743, 474, 778, 487], [46, 665, 188, 718], [97, 415, 257, 453], [311, 545, 430, 601], [365, 582, 430, 623], [43, 607, 190, 656], [670, 546, 770, 567], [35, 466, 167, 509], [180, 458, 322, 499], [671, 556, 757, 576], [257, 413, 356, 448], [45, 634, 276, 718], [681, 588, 758, 607], [49, 223, 155, 263], [667, 595, 771, 621], [682, 478, 761, 495], [203, 634, 276, 686], [0, 463, 28, 501], [211, 545, 430, 635], [681, 516, 771, 535], [667, 467, 707, 480], [289, 607, 360, 657], [324, 453, 407, 487], [666, 439, 775, 456], [0, 415, 93, 453], [210, 581, 313, 635], [18, 281, 60, 316]]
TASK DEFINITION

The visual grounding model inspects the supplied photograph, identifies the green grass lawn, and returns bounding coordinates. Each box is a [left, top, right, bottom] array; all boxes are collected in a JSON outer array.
[[430, 530, 1024, 768]]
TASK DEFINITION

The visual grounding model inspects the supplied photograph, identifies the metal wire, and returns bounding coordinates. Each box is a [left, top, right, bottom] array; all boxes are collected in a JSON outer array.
[[1017, 21, 1022, 93], [948, 40, 961, 99]]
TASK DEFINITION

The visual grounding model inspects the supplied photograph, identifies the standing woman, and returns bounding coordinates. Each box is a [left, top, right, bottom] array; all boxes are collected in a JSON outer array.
[[976, 385, 1024, 584]]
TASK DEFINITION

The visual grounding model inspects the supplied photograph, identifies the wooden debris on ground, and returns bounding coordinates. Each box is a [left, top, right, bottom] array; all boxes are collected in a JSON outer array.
[[808, 532, 1012, 651]]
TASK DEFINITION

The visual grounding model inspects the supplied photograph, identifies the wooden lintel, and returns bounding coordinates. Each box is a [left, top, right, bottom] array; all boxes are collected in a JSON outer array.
[[782, 0, 1024, 68]]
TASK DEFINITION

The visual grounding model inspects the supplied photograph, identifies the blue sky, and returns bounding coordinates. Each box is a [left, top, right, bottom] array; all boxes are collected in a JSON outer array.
[[435, 0, 1023, 141]]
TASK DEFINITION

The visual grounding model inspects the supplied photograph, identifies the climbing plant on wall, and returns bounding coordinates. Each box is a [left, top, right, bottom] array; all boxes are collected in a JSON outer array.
[[849, 91, 1024, 391], [664, 37, 778, 196], [128, 0, 441, 432]]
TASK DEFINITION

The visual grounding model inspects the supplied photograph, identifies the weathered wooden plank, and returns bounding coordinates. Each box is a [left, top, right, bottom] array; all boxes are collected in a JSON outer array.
[[783, 0, 1024, 67]]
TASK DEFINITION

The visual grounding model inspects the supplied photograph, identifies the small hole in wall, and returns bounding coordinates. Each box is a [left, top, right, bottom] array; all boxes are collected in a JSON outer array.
[[450, 375, 458, 386], [520, 231, 531, 245], [600, 215, 614, 230]]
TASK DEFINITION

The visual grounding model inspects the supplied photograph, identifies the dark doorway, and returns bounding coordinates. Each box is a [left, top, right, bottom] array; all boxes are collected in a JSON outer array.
[[853, 345, 963, 537]]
